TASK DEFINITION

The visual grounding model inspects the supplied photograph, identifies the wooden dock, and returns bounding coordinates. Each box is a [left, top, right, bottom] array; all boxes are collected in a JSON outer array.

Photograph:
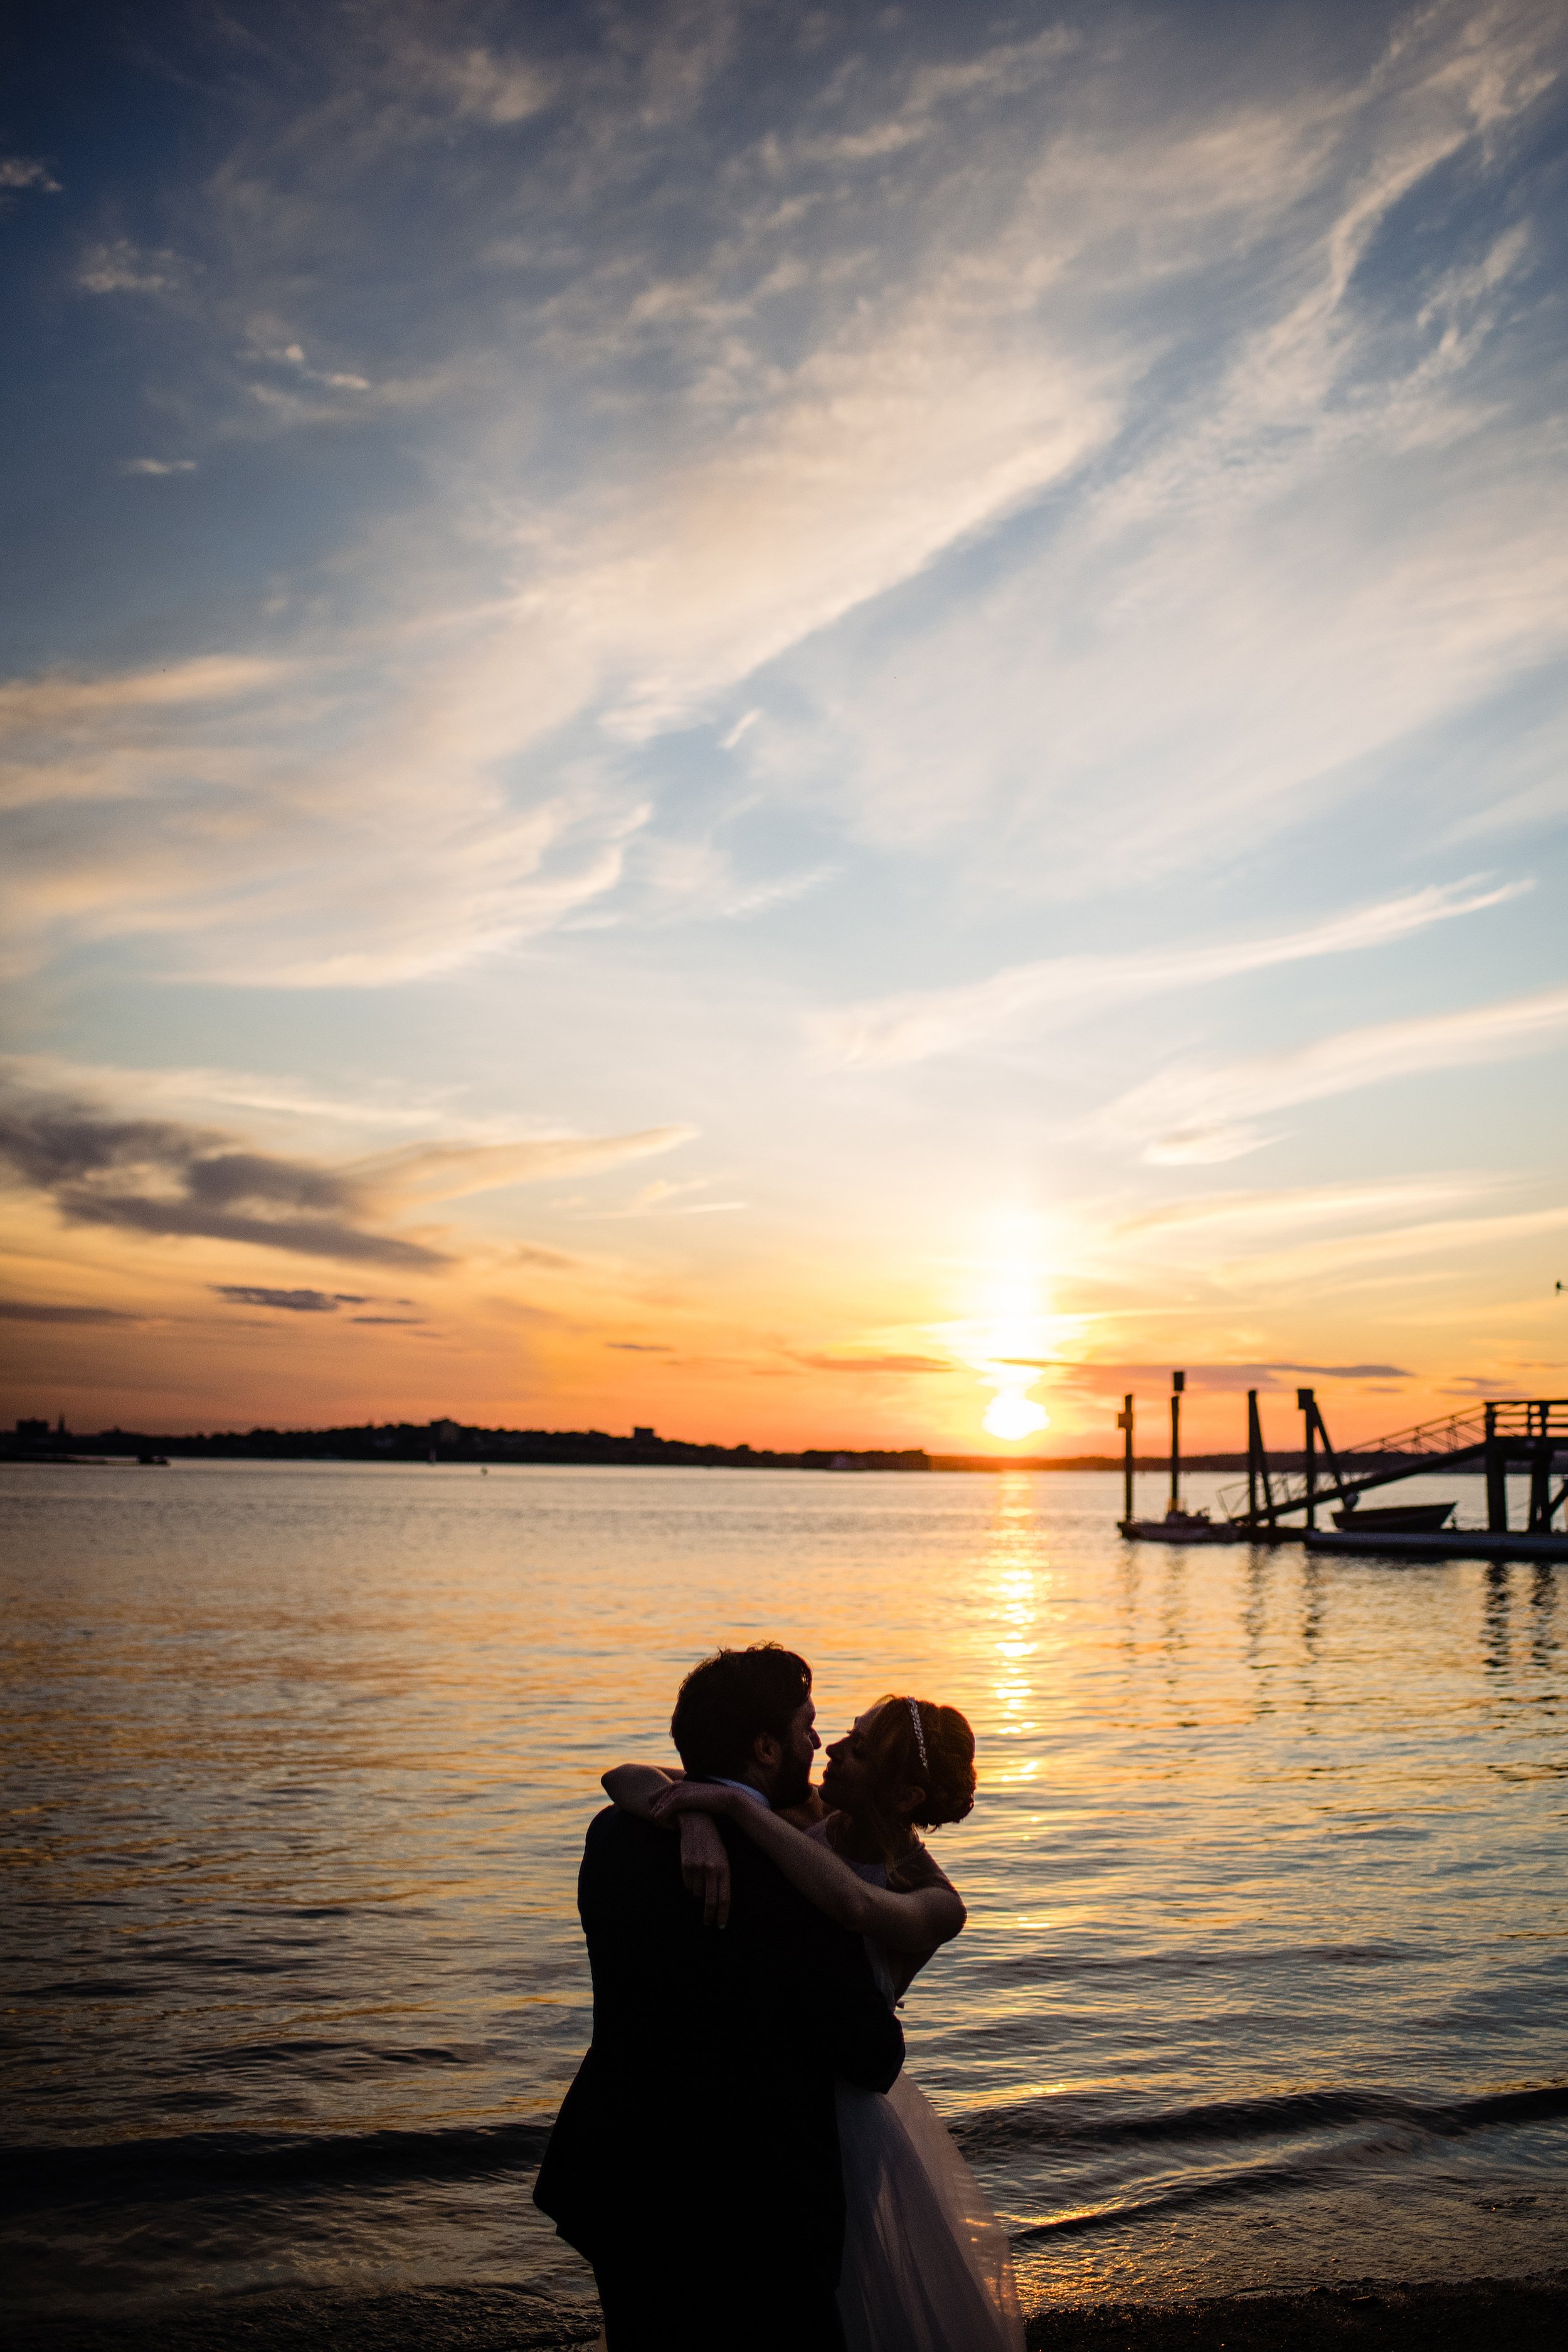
[[1220, 1394, 1567, 1540], [1117, 1386, 1567, 1554], [1306, 1526, 1568, 1564]]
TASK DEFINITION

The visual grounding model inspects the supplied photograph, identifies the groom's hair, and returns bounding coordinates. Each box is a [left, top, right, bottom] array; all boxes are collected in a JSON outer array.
[[670, 1643, 812, 1778]]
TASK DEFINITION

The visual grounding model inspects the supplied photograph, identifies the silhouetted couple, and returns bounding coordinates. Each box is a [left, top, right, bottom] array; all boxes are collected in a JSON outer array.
[[535, 1641, 1023, 2351]]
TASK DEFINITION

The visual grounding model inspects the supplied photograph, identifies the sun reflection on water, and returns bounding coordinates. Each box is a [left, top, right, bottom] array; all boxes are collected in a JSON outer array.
[[983, 1475, 1048, 1783]]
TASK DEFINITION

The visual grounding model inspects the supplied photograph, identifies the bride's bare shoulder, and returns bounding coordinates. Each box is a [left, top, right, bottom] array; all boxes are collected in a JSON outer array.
[[897, 1837, 958, 1894]]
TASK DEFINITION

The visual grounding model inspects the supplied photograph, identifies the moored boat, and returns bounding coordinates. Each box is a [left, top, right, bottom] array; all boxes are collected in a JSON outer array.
[[1309, 1526, 1568, 1564], [1120, 1510, 1245, 1545], [1332, 1501, 1454, 1533]]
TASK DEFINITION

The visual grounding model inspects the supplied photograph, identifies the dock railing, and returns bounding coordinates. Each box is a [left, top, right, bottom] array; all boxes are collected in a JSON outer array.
[[1219, 1399, 1568, 1528]]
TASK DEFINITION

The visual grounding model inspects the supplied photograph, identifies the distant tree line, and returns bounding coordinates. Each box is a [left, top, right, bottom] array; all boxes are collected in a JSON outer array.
[[6, 1417, 931, 1470], [5, 1414, 1415, 1473]]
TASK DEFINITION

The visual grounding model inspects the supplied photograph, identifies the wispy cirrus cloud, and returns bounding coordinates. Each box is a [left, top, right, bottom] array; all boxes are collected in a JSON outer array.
[[0, 647, 644, 983], [759, 4, 1567, 882], [0, 10, 1166, 983], [1108, 1177, 1498, 1241], [12, 1, 1564, 997], [1205, 1201, 1568, 1292], [815, 879, 1523, 1066], [352, 1130, 696, 1205], [1099, 985, 1568, 1164], [0, 1054, 482, 1146], [0, 655, 297, 773]]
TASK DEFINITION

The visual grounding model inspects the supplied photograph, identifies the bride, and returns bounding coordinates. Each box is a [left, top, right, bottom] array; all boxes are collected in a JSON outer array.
[[603, 1693, 1024, 2352]]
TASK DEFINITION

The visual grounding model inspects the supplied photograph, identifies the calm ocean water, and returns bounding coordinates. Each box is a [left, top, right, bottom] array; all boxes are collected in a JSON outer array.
[[3, 1459, 1565, 2328]]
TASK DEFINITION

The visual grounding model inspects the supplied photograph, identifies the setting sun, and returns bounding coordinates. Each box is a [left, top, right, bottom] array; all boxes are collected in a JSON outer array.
[[936, 1226, 1079, 1444], [982, 1392, 1051, 1442]]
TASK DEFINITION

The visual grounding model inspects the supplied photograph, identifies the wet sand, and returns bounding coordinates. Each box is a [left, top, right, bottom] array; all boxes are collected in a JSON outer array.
[[14, 2273, 1568, 2351]]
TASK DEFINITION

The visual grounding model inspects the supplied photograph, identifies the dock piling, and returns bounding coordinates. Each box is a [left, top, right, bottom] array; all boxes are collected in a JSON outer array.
[[1298, 1387, 1316, 1530], [1169, 1372, 1184, 1514], [1485, 1402, 1508, 1532], [1117, 1393, 1135, 1524], [1246, 1389, 1277, 1527], [1529, 1406, 1555, 1532]]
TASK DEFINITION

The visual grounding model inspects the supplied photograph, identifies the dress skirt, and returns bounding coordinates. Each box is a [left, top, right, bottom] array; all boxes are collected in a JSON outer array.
[[834, 2070, 1025, 2352]]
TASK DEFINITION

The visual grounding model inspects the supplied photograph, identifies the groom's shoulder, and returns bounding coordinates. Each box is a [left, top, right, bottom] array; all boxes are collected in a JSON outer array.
[[584, 1803, 660, 1860], [578, 1805, 684, 1924], [581, 1804, 685, 1887]]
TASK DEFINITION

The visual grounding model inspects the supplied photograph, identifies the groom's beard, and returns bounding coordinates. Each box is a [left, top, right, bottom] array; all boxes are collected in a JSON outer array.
[[770, 1749, 813, 1811]]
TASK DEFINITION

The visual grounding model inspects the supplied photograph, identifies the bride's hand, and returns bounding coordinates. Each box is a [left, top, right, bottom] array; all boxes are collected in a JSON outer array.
[[649, 1780, 737, 1823], [676, 1811, 731, 1929]]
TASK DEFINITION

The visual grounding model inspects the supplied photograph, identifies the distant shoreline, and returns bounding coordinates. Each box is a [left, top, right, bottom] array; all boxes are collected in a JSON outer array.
[[1, 1423, 1433, 1476]]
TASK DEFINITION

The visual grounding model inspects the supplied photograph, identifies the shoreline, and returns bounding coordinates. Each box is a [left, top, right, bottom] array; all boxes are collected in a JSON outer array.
[[0, 1446, 1441, 1475], [13, 2272, 1568, 2351]]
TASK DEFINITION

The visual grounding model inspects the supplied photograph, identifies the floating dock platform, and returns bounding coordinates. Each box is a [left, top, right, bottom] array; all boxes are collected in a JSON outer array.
[[1306, 1527, 1568, 1565]]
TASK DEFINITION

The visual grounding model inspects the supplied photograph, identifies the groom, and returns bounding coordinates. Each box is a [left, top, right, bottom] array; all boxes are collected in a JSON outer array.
[[534, 1643, 903, 2351]]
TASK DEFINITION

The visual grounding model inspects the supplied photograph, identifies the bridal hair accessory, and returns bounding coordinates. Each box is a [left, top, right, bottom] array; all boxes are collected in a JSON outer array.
[[906, 1697, 929, 1773]]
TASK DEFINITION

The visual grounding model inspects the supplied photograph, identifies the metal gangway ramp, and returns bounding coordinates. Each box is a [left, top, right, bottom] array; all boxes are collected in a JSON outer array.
[[1220, 1397, 1568, 1537]]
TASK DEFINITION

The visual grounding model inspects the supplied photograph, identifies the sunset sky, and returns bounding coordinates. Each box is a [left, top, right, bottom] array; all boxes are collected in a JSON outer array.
[[3, 0, 1566, 1452]]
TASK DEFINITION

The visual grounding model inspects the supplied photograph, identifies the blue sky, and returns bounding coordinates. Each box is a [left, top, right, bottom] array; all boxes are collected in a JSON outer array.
[[2, 0, 1566, 1444]]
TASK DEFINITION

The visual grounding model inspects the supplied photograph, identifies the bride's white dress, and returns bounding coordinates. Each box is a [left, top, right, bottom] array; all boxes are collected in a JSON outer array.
[[820, 1830, 1025, 2352]]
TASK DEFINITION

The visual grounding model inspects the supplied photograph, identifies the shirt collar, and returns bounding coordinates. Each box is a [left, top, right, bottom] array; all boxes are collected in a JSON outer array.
[[707, 1774, 771, 1809]]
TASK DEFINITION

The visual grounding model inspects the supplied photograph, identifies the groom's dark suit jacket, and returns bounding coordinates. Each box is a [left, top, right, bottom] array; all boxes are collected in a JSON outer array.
[[534, 1803, 903, 2350]]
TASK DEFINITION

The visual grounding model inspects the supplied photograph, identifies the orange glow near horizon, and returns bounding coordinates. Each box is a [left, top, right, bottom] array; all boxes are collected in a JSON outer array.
[[3, 1160, 1560, 1457]]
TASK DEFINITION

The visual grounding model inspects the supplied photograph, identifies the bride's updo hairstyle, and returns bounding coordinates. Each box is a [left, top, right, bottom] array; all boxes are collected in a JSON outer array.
[[861, 1695, 977, 1879]]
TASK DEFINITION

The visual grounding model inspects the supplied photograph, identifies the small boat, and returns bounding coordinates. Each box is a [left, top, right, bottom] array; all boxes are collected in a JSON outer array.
[[1118, 1375, 1249, 1542], [1332, 1501, 1454, 1533], [1120, 1510, 1244, 1545]]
